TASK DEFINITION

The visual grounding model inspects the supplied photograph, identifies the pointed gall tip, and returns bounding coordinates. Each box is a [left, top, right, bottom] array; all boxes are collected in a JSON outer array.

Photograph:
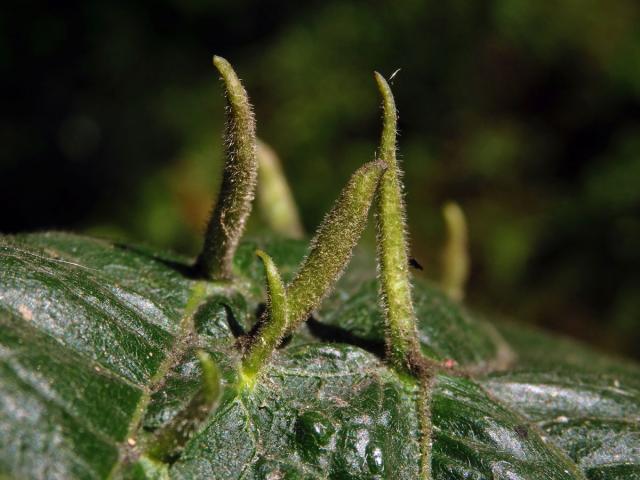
[[212, 55, 227, 68], [442, 202, 464, 222], [373, 71, 388, 89], [255, 250, 278, 275], [212, 55, 234, 78], [373, 71, 396, 117]]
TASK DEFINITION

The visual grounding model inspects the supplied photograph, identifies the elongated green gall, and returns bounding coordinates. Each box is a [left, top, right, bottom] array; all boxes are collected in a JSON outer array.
[[146, 351, 221, 460], [241, 250, 288, 387], [441, 201, 469, 302], [286, 160, 386, 333], [375, 72, 433, 480], [257, 139, 304, 239], [373, 72, 426, 375], [197, 350, 222, 404], [196, 56, 258, 280]]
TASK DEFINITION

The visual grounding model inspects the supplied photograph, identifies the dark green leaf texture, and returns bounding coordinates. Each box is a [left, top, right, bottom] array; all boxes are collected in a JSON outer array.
[[319, 277, 513, 371], [0, 233, 638, 479], [481, 324, 640, 480], [173, 344, 422, 479], [0, 233, 197, 479]]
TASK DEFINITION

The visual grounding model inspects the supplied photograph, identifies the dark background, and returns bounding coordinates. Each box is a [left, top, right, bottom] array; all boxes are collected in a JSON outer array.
[[1, 0, 639, 359]]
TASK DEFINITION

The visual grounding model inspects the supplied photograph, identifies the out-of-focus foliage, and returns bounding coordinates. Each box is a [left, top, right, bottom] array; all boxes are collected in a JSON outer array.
[[1, 0, 639, 358]]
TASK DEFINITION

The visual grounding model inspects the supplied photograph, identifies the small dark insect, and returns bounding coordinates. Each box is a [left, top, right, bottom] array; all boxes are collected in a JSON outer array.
[[409, 257, 423, 270], [515, 425, 529, 439]]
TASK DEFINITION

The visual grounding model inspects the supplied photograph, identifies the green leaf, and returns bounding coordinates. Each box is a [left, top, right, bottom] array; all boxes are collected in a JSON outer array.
[[481, 323, 640, 479], [173, 346, 580, 480], [0, 233, 194, 478], [430, 374, 582, 479], [319, 270, 512, 371], [172, 344, 423, 479], [0, 232, 638, 479]]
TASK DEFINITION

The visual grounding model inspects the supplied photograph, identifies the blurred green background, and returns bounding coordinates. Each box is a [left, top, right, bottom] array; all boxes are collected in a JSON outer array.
[[1, 0, 639, 359]]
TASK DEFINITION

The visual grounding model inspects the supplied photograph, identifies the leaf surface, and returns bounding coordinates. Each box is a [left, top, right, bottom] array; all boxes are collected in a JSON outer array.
[[482, 323, 640, 479], [0, 233, 637, 479], [319, 272, 512, 371], [0, 233, 194, 478]]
